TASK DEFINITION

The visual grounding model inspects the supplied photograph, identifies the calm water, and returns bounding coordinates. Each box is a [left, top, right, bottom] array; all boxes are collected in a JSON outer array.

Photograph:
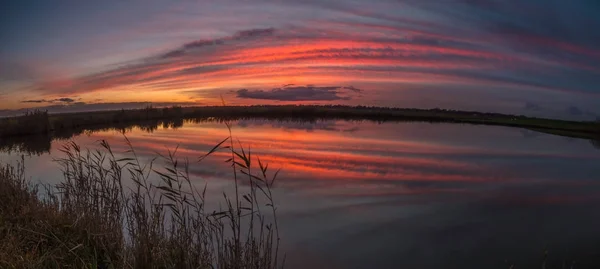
[[2, 119, 600, 268]]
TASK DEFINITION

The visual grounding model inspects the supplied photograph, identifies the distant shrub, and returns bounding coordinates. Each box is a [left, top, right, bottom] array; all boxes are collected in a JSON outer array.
[[0, 110, 50, 136]]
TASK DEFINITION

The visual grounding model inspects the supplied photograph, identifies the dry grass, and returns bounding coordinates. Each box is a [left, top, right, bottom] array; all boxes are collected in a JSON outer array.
[[0, 129, 282, 268]]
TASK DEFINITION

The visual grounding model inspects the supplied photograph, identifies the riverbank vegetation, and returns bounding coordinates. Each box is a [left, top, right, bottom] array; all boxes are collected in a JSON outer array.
[[0, 135, 282, 268], [1, 105, 599, 140]]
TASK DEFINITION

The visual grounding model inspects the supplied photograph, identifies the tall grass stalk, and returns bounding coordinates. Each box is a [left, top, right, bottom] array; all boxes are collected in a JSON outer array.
[[0, 132, 282, 268]]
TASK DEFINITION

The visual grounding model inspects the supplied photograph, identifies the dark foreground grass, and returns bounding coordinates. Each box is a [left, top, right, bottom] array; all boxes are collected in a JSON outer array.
[[0, 132, 282, 268], [1, 105, 599, 141]]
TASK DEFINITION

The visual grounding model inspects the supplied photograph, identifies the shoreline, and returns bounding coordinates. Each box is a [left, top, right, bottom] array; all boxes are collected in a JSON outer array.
[[1, 105, 598, 141]]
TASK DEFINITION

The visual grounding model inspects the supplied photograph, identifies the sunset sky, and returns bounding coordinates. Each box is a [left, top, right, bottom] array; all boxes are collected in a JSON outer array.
[[1, 0, 600, 119]]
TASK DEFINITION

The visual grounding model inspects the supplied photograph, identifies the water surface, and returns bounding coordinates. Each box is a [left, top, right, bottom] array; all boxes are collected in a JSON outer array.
[[1, 119, 600, 268]]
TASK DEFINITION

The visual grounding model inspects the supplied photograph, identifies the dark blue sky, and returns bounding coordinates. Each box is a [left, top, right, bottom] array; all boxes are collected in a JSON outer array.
[[1, 0, 599, 119]]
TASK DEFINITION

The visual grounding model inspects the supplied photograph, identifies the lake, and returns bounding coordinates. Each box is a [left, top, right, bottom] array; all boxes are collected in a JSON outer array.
[[1, 119, 600, 268]]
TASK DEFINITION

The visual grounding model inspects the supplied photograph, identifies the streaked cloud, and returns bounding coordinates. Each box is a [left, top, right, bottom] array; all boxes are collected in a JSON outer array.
[[0, 0, 598, 118], [21, 97, 77, 104], [160, 27, 275, 59]]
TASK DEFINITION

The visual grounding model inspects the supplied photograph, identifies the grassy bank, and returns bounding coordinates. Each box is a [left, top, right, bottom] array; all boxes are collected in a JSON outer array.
[[0, 107, 184, 137], [0, 135, 282, 268], [1, 105, 599, 140]]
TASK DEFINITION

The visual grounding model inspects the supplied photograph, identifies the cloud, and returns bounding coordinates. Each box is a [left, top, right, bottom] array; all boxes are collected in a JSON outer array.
[[21, 97, 77, 104], [10, 4, 600, 116], [565, 105, 598, 119], [233, 27, 275, 39], [566, 106, 583, 116], [56, 97, 76, 103], [344, 86, 362, 93], [26, 22, 600, 101], [524, 101, 542, 111], [235, 85, 361, 101], [21, 99, 48, 103], [160, 27, 274, 59]]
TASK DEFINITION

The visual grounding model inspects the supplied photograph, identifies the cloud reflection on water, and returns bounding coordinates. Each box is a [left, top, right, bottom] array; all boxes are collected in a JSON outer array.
[[1, 119, 600, 268]]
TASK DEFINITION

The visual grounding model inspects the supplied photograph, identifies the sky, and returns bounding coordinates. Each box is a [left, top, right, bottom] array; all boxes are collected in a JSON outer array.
[[1, 0, 600, 119]]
